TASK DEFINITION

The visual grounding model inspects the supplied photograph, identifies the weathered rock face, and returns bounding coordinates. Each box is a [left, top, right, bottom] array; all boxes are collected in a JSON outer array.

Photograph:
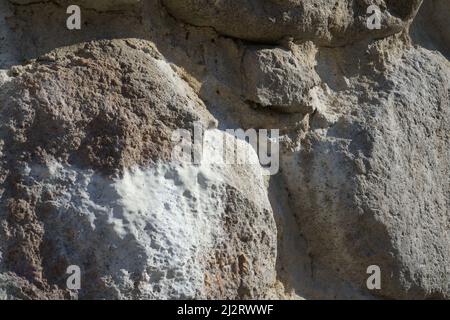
[[0, 0, 449, 300], [162, 0, 422, 45], [282, 41, 450, 299], [0, 38, 277, 299], [242, 44, 321, 113]]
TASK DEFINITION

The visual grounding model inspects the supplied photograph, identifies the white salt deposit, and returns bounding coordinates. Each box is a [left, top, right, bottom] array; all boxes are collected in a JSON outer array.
[[10, 129, 269, 298]]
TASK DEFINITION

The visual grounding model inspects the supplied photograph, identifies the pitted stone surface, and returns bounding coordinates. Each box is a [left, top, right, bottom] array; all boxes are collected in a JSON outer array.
[[0, 0, 449, 300]]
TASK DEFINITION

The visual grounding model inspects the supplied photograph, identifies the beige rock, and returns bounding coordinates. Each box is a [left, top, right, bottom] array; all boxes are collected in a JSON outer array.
[[162, 0, 422, 45], [0, 39, 277, 299], [0, 0, 449, 300]]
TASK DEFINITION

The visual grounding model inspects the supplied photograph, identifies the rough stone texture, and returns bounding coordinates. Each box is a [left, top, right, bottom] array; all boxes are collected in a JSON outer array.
[[0, 38, 277, 299], [0, 0, 449, 300], [281, 39, 450, 299], [242, 44, 321, 113], [2, 40, 214, 175], [162, 0, 422, 46]]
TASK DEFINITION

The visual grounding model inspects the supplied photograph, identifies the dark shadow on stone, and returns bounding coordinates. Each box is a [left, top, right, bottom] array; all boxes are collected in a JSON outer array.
[[410, 0, 450, 59], [268, 173, 373, 300], [2, 0, 146, 69]]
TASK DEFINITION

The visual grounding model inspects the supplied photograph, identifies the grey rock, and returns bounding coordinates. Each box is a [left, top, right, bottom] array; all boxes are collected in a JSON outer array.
[[281, 42, 450, 299], [9, 0, 142, 10], [411, 0, 450, 58]]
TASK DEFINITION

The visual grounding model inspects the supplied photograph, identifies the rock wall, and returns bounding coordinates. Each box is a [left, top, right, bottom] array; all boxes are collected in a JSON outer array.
[[0, 0, 448, 299]]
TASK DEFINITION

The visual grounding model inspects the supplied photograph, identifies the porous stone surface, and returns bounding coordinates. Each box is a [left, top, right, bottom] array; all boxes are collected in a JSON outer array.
[[0, 0, 448, 300], [0, 38, 277, 299], [242, 44, 321, 113], [282, 40, 450, 299], [162, 0, 422, 46]]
